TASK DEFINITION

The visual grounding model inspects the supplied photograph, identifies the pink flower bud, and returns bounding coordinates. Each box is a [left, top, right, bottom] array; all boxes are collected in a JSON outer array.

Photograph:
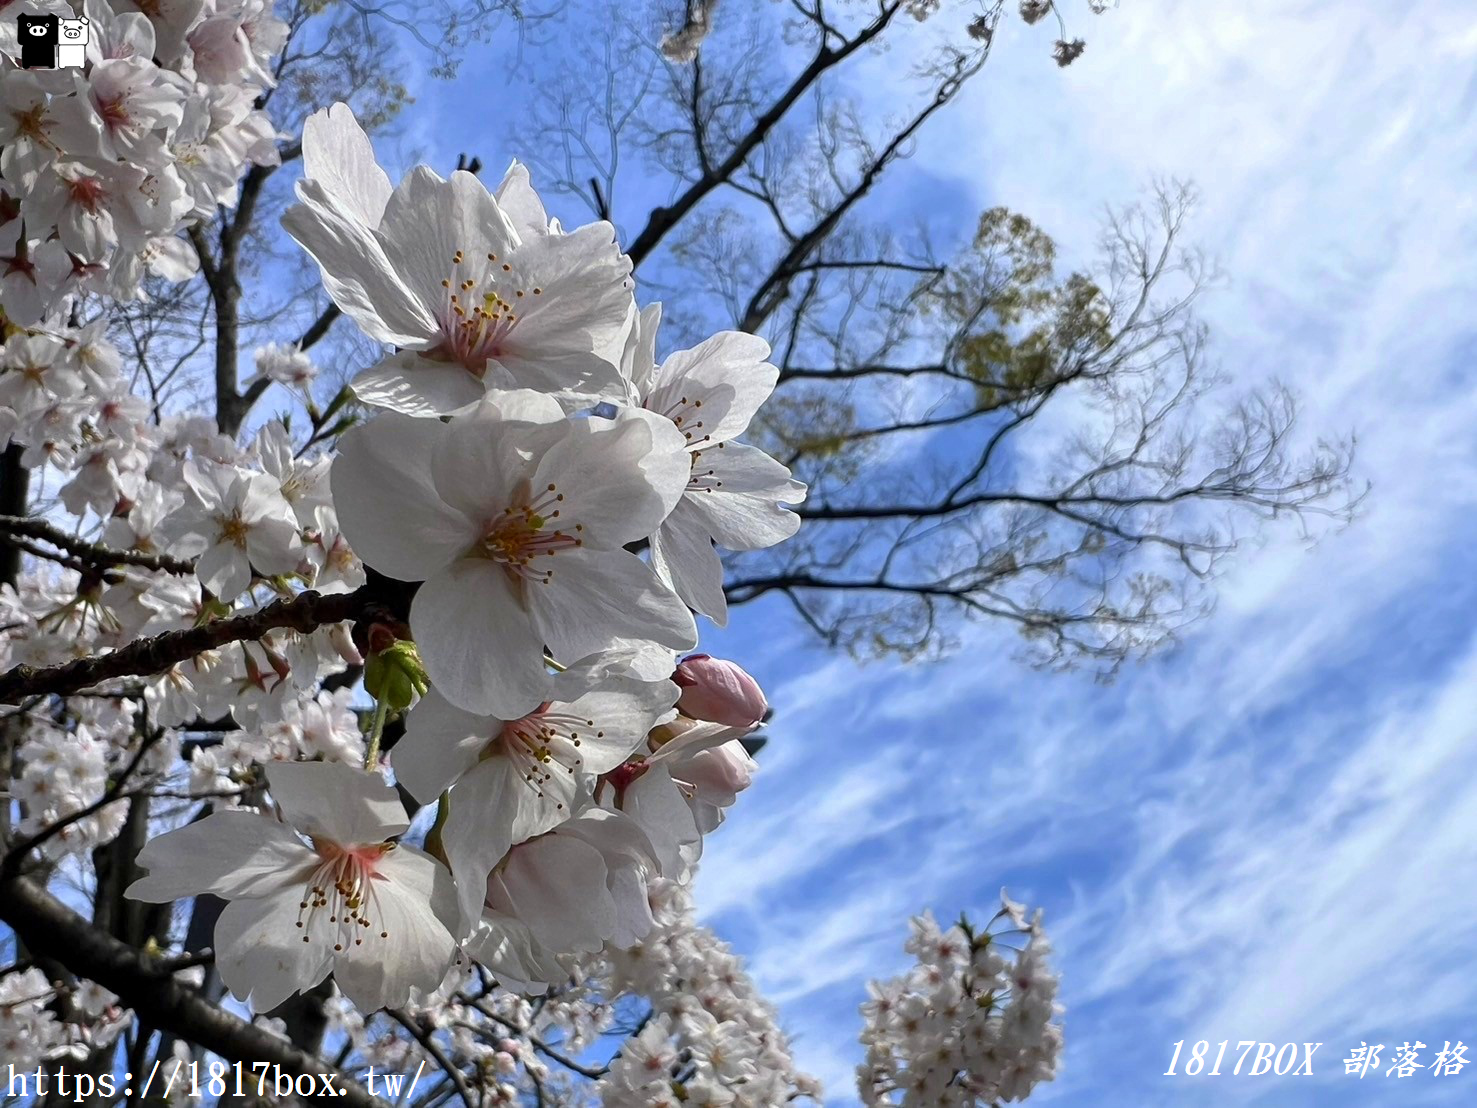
[[673, 654, 768, 727], [682, 741, 756, 804]]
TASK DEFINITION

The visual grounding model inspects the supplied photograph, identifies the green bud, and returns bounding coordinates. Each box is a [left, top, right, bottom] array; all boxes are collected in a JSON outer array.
[[364, 640, 429, 711]]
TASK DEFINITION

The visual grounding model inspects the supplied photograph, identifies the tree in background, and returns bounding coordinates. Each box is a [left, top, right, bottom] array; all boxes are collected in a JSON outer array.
[[0, 1, 1351, 1105]]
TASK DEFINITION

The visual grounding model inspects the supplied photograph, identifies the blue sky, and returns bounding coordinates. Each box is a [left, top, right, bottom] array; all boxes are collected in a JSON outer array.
[[307, 0, 1477, 1102]]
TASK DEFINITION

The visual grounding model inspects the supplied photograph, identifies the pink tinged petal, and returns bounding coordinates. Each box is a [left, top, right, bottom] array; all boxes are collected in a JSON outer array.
[[651, 506, 728, 626], [282, 182, 437, 347], [530, 410, 688, 549], [126, 810, 316, 903], [683, 740, 756, 806], [672, 654, 767, 727], [214, 886, 334, 1013], [411, 559, 552, 718], [301, 103, 392, 229], [529, 548, 697, 664], [265, 760, 409, 845], [330, 413, 477, 582], [648, 719, 752, 765], [394, 689, 499, 804], [331, 846, 460, 1009], [350, 355, 486, 418], [490, 834, 615, 953]]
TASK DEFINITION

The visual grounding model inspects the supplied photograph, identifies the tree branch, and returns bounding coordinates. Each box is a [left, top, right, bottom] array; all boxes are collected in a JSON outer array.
[[0, 586, 377, 704], [0, 516, 195, 576], [0, 875, 389, 1108]]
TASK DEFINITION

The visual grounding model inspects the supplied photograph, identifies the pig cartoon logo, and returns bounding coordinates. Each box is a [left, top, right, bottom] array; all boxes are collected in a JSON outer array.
[[57, 16, 87, 68], [17, 13, 59, 69]]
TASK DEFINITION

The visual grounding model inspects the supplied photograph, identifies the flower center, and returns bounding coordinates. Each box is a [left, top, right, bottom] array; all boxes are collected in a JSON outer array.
[[491, 703, 606, 807], [96, 95, 131, 132], [218, 512, 251, 548], [650, 394, 709, 445], [477, 482, 582, 584], [296, 839, 394, 952], [434, 248, 543, 375], [686, 446, 725, 493], [66, 174, 108, 213]]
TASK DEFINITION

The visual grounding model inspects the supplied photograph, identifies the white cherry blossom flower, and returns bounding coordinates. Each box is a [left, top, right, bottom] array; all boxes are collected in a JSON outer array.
[[395, 653, 678, 925], [0, 219, 71, 327], [158, 457, 303, 599], [468, 809, 661, 991], [127, 760, 461, 1013], [331, 390, 696, 717], [248, 341, 318, 392], [283, 104, 635, 415], [623, 311, 806, 624]]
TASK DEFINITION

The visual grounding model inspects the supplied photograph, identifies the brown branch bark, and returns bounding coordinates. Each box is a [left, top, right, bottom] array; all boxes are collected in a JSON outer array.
[[0, 586, 376, 704], [0, 516, 195, 576], [0, 874, 389, 1108], [625, 2, 904, 267]]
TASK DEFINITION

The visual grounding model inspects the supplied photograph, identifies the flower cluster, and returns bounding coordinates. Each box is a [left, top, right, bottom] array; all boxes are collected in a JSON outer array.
[[858, 896, 1063, 1105], [0, 968, 124, 1071], [593, 879, 821, 1106], [0, 0, 285, 325], [0, 18, 1073, 1093], [114, 101, 806, 1016]]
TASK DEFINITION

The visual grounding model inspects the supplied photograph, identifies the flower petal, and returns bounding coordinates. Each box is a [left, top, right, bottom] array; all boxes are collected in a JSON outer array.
[[412, 558, 552, 718], [484, 223, 633, 401], [488, 833, 614, 954], [301, 103, 392, 229], [331, 846, 460, 1010], [375, 166, 519, 314], [331, 413, 477, 582], [265, 760, 409, 845], [127, 810, 315, 903], [530, 548, 697, 664], [651, 503, 728, 625], [394, 689, 498, 804], [283, 182, 437, 347], [351, 354, 487, 418], [441, 757, 528, 931], [214, 886, 335, 1013], [649, 331, 777, 444], [530, 409, 688, 549]]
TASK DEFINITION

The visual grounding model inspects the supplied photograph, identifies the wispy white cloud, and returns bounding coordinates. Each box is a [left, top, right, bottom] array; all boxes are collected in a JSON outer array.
[[696, 1, 1477, 1103]]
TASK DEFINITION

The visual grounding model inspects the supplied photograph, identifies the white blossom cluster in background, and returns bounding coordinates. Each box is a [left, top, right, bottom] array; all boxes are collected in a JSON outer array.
[[0, 3, 1068, 1098], [0, 968, 124, 1071], [0, 0, 285, 325], [593, 879, 821, 1106], [859, 897, 1064, 1105]]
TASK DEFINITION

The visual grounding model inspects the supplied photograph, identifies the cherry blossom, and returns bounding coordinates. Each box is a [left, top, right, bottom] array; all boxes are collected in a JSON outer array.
[[284, 104, 636, 416], [158, 457, 303, 600], [395, 652, 678, 926], [128, 760, 460, 1012], [331, 390, 696, 717], [622, 309, 806, 624]]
